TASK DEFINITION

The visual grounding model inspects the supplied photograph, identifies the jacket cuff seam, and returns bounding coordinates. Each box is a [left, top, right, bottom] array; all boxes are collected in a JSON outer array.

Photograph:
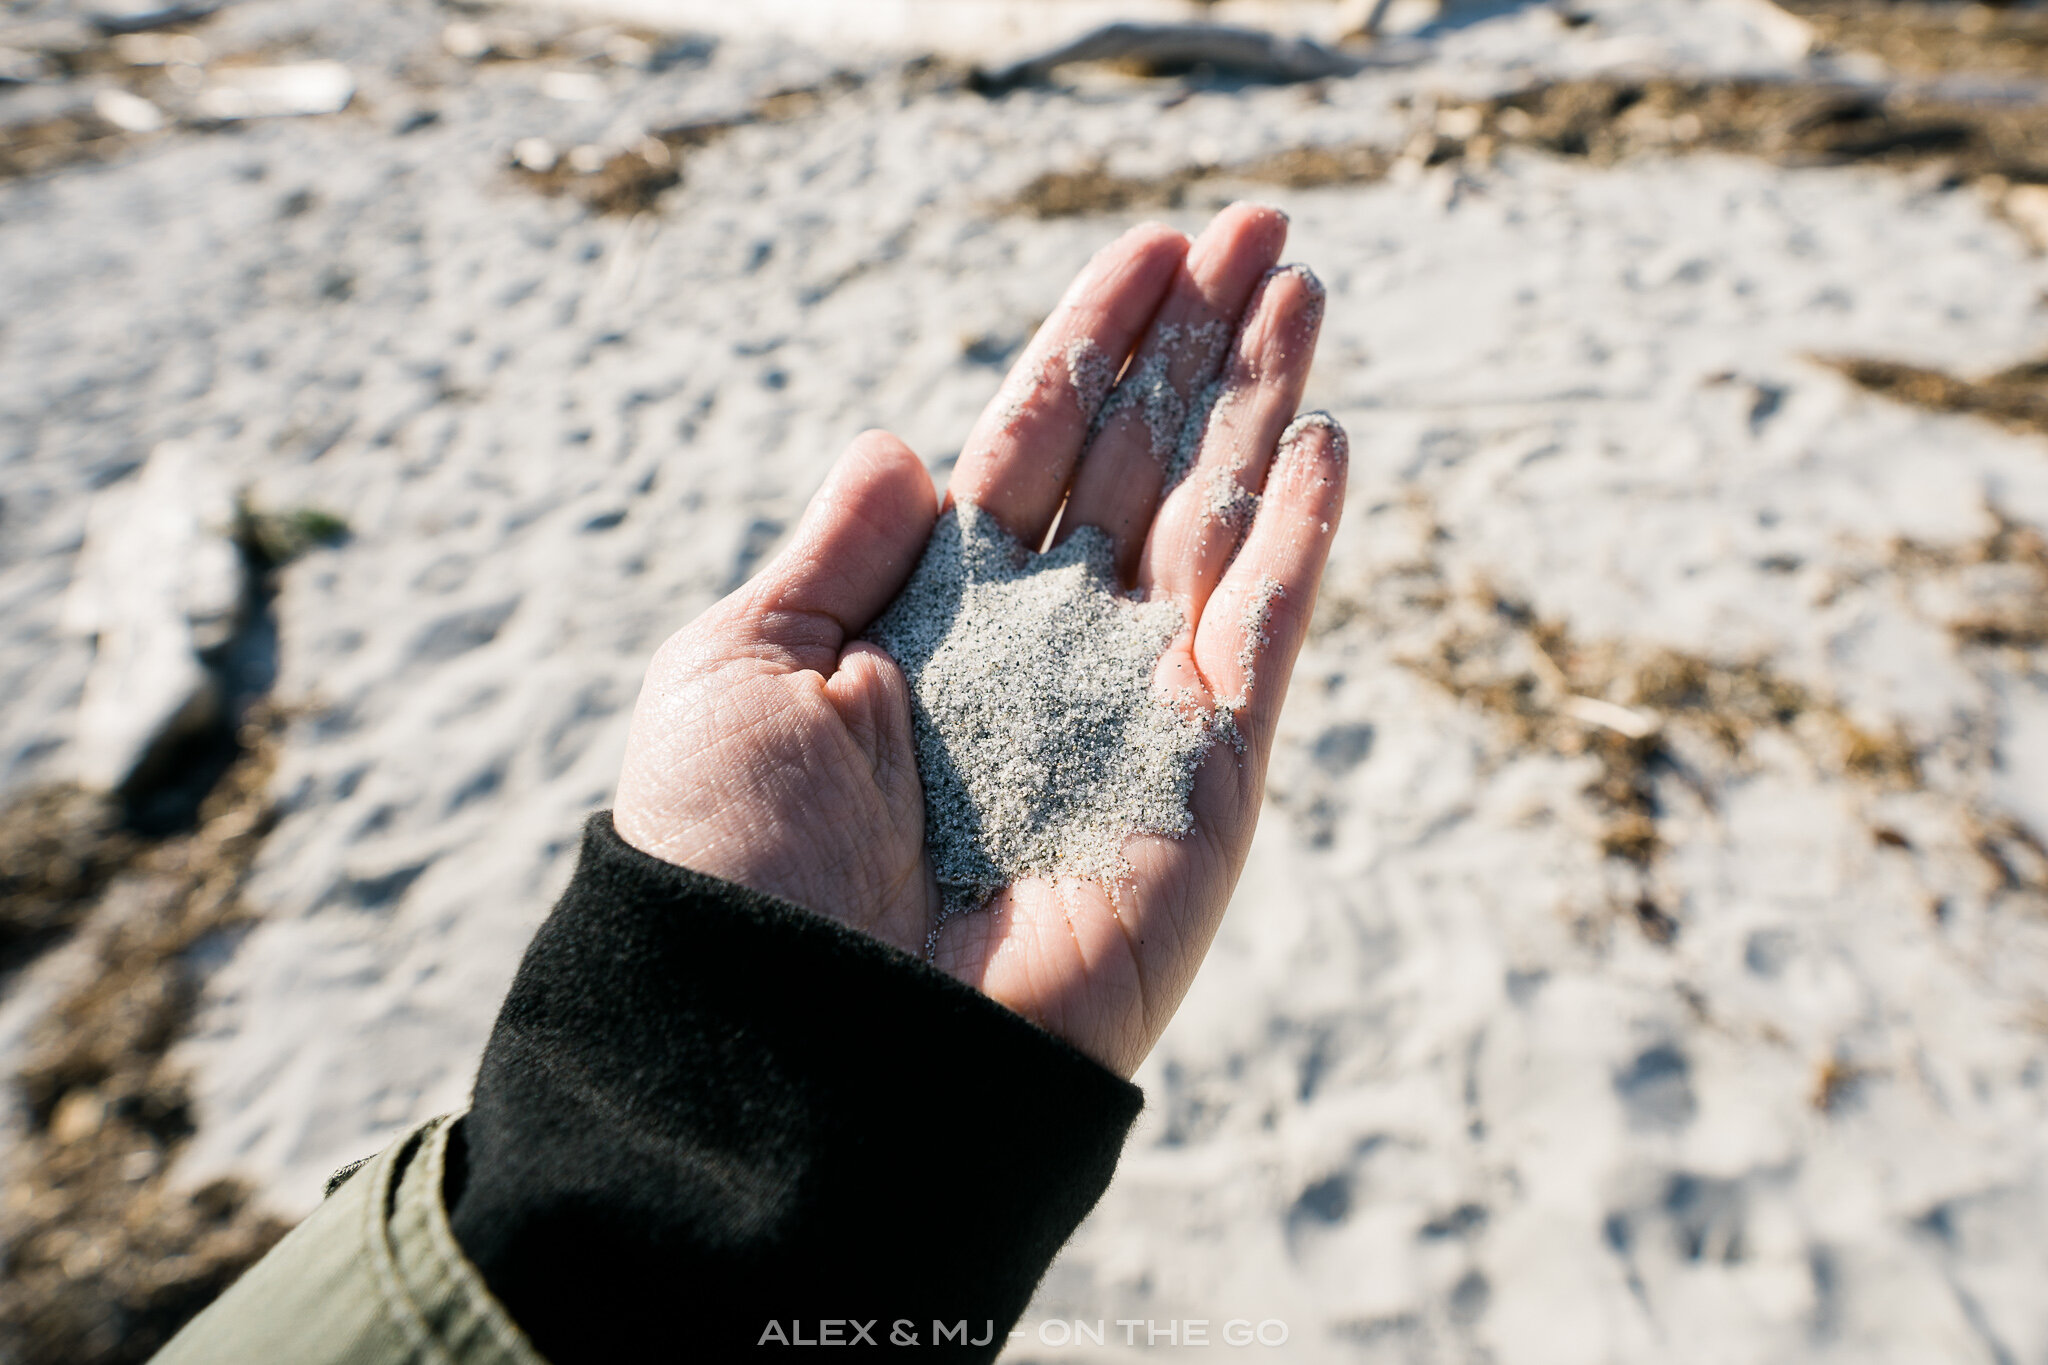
[[391, 1115, 548, 1365], [358, 1118, 459, 1365]]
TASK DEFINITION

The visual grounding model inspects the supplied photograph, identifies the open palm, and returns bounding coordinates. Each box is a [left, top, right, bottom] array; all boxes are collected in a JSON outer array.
[[614, 205, 1346, 1077]]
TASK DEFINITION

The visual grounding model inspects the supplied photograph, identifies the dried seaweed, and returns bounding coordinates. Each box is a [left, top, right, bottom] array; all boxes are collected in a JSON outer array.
[[1319, 496, 1929, 944], [1006, 70, 2048, 220], [1821, 353, 2048, 441], [0, 716, 290, 1365], [511, 72, 870, 216], [1890, 505, 2048, 648], [1445, 77, 2048, 182], [1781, 0, 2048, 78], [0, 787, 135, 974], [0, 110, 131, 183], [1003, 142, 1392, 219]]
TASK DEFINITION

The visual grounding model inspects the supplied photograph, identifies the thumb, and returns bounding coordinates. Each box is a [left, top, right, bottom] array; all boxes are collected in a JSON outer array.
[[740, 430, 939, 666], [826, 640, 921, 800]]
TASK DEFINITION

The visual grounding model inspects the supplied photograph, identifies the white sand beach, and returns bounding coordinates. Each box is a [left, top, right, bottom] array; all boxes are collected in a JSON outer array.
[[4, 0, 2047, 1359]]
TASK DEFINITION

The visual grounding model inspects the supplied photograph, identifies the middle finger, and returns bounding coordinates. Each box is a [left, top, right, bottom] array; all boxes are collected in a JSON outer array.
[[1053, 203, 1289, 584]]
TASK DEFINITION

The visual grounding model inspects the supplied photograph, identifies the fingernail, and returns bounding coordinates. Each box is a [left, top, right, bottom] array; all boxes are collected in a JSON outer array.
[[1281, 262, 1324, 296], [1232, 200, 1290, 225], [1278, 410, 1350, 480], [1257, 264, 1327, 346], [1261, 262, 1325, 299]]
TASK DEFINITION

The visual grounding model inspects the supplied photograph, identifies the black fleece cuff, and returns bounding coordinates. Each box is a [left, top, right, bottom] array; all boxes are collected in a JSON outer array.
[[448, 812, 1144, 1364]]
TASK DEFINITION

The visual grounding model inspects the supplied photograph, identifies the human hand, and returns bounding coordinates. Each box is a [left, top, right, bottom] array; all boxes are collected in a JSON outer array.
[[613, 204, 1345, 1077]]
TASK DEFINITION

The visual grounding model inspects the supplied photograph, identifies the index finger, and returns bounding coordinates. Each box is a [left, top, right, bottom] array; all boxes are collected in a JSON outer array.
[[945, 223, 1189, 547]]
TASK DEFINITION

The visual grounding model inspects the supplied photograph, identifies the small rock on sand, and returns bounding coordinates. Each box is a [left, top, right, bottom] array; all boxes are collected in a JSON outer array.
[[62, 443, 245, 797], [192, 61, 353, 121]]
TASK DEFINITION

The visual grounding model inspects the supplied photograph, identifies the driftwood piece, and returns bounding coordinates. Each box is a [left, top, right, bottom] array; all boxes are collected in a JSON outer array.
[[970, 21, 1366, 93]]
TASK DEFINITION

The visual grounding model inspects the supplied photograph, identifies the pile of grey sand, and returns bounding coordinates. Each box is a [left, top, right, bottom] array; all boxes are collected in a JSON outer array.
[[866, 499, 1232, 916]]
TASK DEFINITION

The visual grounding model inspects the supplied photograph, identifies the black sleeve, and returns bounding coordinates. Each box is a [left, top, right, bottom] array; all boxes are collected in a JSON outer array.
[[446, 812, 1144, 1363]]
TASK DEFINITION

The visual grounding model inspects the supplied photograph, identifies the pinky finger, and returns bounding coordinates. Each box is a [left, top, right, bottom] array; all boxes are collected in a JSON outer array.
[[1190, 412, 1349, 756]]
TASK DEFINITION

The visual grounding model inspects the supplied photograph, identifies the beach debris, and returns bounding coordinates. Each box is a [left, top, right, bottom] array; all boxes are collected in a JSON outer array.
[[1004, 143, 1391, 218], [1314, 504, 1927, 939], [442, 20, 542, 62], [1435, 78, 2048, 184], [0, 716, 290, 1365], [109, 31, 206, 66], [242, 505, 349, 567], [1810, 1054, 1870, 1113], [192, 61, 353, 121], [1819, 352, 2048, 440], [510, 135, 558, 172], [867, 499, 1226, 916], [1970, 812, 2048, 911], [1333, 0, 1401, 41], [1728, 0, 1816, 61], [10, 16, 96, 49], [1559, 694, 1660, 740], [1338, 0, 1538, 40], [0, 785, 133, 971], [510, 86, 820, 212], [61, 443, 248, 804], [0, 110, 121, 181], [514, 133, 680, 212], [0, 46, 55, 85], [442, 20, 490, 60], [439, 19, 703, 71], [601, 32, 655, 69], [1780, 0, 2048, 77], [1888, 507, 2048, 652], [0, 450, 325, 1350], [510, 67, 867, 213], [84, 0, 216, 37], [1002, 74, 2048, 220], [1995, 181, 2048, 252], [91, 88, 164, 134], [970, 21, 1366, 94], [539, 69, 606, 102]]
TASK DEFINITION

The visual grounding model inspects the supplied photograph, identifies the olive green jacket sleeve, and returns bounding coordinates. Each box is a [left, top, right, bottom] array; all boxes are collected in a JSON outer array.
[[152, 1116, 542, 1365]]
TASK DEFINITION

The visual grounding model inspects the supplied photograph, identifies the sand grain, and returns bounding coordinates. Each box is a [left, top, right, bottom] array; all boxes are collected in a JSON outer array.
[[867, 499, 1222, 916]]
